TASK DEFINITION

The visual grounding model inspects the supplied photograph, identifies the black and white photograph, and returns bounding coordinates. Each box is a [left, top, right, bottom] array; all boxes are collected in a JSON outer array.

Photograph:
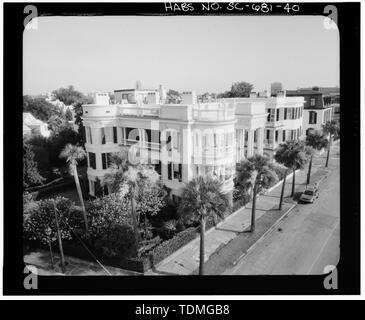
[[2, 1, 361, 298]]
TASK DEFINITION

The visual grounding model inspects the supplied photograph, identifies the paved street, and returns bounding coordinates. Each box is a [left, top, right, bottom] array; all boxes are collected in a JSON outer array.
[[224, 142, 340, 275]]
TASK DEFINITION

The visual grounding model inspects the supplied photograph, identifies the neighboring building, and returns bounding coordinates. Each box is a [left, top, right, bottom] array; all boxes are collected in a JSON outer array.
[[222, 91, 305, 159], [286, 88, 335, 135], [23, 112, 51, 137], [270, 82, 283, 97], [82, 90, 268, 201]]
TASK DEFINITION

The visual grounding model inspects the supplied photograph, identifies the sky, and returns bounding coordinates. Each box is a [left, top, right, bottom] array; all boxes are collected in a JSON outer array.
[[23, 15, 339, 95]]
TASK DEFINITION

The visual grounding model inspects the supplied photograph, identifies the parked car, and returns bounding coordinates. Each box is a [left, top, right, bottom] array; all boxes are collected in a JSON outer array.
[[300, 185, 319, 203]]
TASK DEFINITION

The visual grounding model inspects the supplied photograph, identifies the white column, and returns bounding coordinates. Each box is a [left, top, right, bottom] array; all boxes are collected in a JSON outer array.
[[241, 129, 245, 159], [96, 152, 102, 171], [257, 127, 264, 155], [247, 130, 254, 157], [117, 126, 123, 145], [182, 127, 193, 183]]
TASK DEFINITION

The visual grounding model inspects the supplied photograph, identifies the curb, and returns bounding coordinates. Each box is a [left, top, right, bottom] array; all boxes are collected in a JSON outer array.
[[232, 203, 297, 266]]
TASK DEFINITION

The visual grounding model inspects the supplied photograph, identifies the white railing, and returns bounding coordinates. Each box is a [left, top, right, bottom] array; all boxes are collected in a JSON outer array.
[[193, 104, 235, 121], [119, 106, 160, 117]]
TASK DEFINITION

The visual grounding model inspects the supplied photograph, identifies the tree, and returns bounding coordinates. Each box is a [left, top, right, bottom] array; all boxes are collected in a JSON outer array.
[[229, 81, 254, 97], [48, 124, 82, 168], [65, 108, 73, 121], [102, 152, 160, 245], [59, 144, 88, 232], [102, 151, 166, 240], [73, 102, 85, 146], [305, 131, 328, 185], [52, 85, 90, 106], [275, 140, 308, 203], [218, 82, 254, 98], [178, 177, 229, 275], [23, 197, 73, 270], [322, 120, 340, 167], [23, 140, 45, 188], [239, 155, 277, 232], [23, 95, 63, 122], [47, 115, 65, 134], [166, 89, 181, 104]]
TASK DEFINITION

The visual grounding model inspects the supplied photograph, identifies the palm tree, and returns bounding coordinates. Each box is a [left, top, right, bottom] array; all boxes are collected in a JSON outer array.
[[322, 120, 340, 167], [239, 155, 277, 232], [275, 140, 308, 204], [102, 152, 159, 245], [178, 176, 229, 275], [59, 144, 88, 232], [305, 131, 328, 185]]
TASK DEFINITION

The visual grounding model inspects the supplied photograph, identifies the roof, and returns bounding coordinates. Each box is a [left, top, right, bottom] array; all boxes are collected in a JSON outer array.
[[286, 89, 323, 96], [23, 112, 44, 126], [23, 124, 31, 132], [114, 89, 158, 93]]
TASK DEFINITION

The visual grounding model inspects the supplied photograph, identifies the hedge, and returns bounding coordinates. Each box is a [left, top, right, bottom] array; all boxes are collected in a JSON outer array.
[[145, 227, 198, 266]]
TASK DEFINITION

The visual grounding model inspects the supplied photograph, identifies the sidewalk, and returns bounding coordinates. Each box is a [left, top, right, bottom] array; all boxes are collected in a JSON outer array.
[[146, 156, 329, 275]]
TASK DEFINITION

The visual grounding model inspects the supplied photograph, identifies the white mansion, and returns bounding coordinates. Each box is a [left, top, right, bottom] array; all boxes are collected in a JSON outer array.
[[82, 86, 305, 202]]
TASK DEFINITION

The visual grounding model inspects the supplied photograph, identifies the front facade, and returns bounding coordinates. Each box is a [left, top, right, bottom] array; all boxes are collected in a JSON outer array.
[[286, 89, 334, 135], [82, 91, 268, 201]]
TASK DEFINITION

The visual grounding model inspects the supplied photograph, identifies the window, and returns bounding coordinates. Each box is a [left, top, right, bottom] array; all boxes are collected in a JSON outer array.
[[173, 163, 182, 182], [284, 108, 287, 120], [266, 129, 270, 140], [310, 98, 316, 107], [309, 111, 317, 124], [102, 153, 112, 169], [102, 153, 107, 169], [275, 130, 278, 142], [113, 126, 117, 143], [276, 109, 280, 121], [267, 109, 275, 122], [168, 162, 172, 180], [89, 152, 96, 169], [101, 128, 106, 144], [283, 130, 286, 141]]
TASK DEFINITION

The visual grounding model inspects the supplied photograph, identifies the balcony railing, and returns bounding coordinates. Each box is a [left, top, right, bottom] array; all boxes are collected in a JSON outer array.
[[119, 106, 160, 117], [123, 139, 160, 151], [193, 104, 235, 121]]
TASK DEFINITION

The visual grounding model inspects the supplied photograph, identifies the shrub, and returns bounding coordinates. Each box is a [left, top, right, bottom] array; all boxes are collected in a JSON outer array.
[[86, 193, 132, 240], [137, 182, 167, 219], [93, 224, 137, 258], [146, 227, 198, 265]]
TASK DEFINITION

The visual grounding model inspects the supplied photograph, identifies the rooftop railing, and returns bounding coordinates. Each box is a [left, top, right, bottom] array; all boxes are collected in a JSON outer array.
[[192, 103, 235, 121]]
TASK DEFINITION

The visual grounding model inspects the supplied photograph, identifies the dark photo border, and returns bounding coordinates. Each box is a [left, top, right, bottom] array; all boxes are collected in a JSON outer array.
[[3, 2, 360, 295]]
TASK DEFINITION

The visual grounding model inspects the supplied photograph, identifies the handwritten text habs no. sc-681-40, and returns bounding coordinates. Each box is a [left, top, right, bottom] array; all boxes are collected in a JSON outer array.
[[164, 2, 301, 14]]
